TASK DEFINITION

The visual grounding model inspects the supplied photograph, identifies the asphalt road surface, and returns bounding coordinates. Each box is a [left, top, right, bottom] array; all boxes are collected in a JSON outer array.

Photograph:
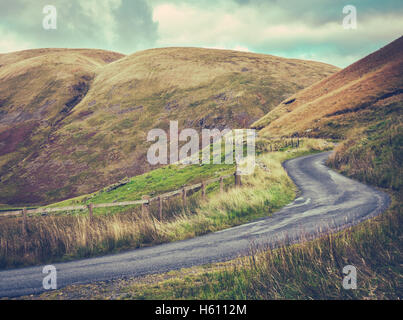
[[0, 151, 390, 298]]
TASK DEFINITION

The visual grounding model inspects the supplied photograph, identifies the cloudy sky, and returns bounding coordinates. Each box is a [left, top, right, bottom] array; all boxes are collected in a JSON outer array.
[[1, 0, 402, 67]]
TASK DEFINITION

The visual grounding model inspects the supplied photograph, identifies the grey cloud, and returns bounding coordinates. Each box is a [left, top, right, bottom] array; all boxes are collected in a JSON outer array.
[[148, 0, 402, 67], [1, 0, 402, 67], [0, 0, 158, 54], [151, 0, 403, 26]]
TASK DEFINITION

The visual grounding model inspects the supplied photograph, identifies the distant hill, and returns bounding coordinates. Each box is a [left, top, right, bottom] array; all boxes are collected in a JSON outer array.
[[253, 37, 403, 138], [253, 36, 402, 190], [0, 47, 338, 205]]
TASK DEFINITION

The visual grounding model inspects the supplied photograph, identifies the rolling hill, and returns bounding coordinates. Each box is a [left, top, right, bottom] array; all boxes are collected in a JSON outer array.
[[253, 37, 403, 137], [0, 47, 338, 205], [253, 36, 403, 190]]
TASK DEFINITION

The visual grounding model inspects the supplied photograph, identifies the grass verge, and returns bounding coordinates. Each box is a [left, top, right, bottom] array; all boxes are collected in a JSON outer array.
[[0, 139, 330, 269], [21, 192, 400, 300], [38, 113, 400, 300], [24, 123, 402, 300]]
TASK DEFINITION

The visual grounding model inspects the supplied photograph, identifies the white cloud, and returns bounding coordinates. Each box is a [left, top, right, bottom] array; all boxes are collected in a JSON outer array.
[[204, 45, 250, 52], [79, 0, 122, 44], [0, 28, 31, 53], [152, 2, 403, 66], [232, 45, 249, 52]]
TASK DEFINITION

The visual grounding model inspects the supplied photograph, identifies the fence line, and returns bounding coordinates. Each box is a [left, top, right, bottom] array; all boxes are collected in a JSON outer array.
[[0, 173, 237, 221], [0, 136, 302, 219], [260, 136, 301, 153], [0, 136, 303, 235]]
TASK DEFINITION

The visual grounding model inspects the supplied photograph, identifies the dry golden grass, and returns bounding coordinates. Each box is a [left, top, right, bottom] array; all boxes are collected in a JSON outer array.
[[0, 138, 331, 269], [253, 36, 403, 139], [0, 47, 338, 205], [26, 191, 401, 300], [0, 49, 124, 116]]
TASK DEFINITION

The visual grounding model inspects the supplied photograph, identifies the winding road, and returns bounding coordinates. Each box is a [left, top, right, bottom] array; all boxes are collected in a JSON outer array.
[[0, 151, 390, 298]]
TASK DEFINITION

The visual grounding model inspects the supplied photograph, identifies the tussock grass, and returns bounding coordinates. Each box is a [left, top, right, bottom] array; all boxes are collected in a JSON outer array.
[[0, 47, 338, 205], [0, 138, 330, 269], [327, 106, 402, 190], [119, 195, 400, 300], [253, 37, 402, 138], [112, 106, 403, 300]]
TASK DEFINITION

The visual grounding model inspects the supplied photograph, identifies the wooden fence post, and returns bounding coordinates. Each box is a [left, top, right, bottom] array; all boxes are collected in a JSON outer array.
[[158, 196, 163, 221], [22, 208, 27, 236], [235, 169, 242, 187], [142, 195, 150, 216], [220, 176, 224, 192], [87, 203, 94, 222], [182, 188, 187, 206], [201, 182, 206, 200]]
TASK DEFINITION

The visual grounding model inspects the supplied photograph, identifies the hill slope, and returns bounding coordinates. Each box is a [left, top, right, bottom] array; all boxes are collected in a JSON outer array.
[[253, 37, 403, 137], [253, 36, 403, 190], [0, 47, 338, 205]]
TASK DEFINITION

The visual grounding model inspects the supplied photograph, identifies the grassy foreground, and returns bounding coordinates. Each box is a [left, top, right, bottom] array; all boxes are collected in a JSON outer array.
[[26, 123, 402, 300], [0, 139, 331, 269], [114, 115, 401, 300], [32, 193, 399, 300]]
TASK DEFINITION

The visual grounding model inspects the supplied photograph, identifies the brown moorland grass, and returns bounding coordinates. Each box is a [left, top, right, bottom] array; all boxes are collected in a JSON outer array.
[[28, 37, 403, 300], [12, 39, 403, 301], [106, 37, 402, 300], [22, 148, 401, 300], [0, 47, 338, 205], [252, 36, 403, 140], [0, 139, 331, 269], [113, 193, 400, 300]]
